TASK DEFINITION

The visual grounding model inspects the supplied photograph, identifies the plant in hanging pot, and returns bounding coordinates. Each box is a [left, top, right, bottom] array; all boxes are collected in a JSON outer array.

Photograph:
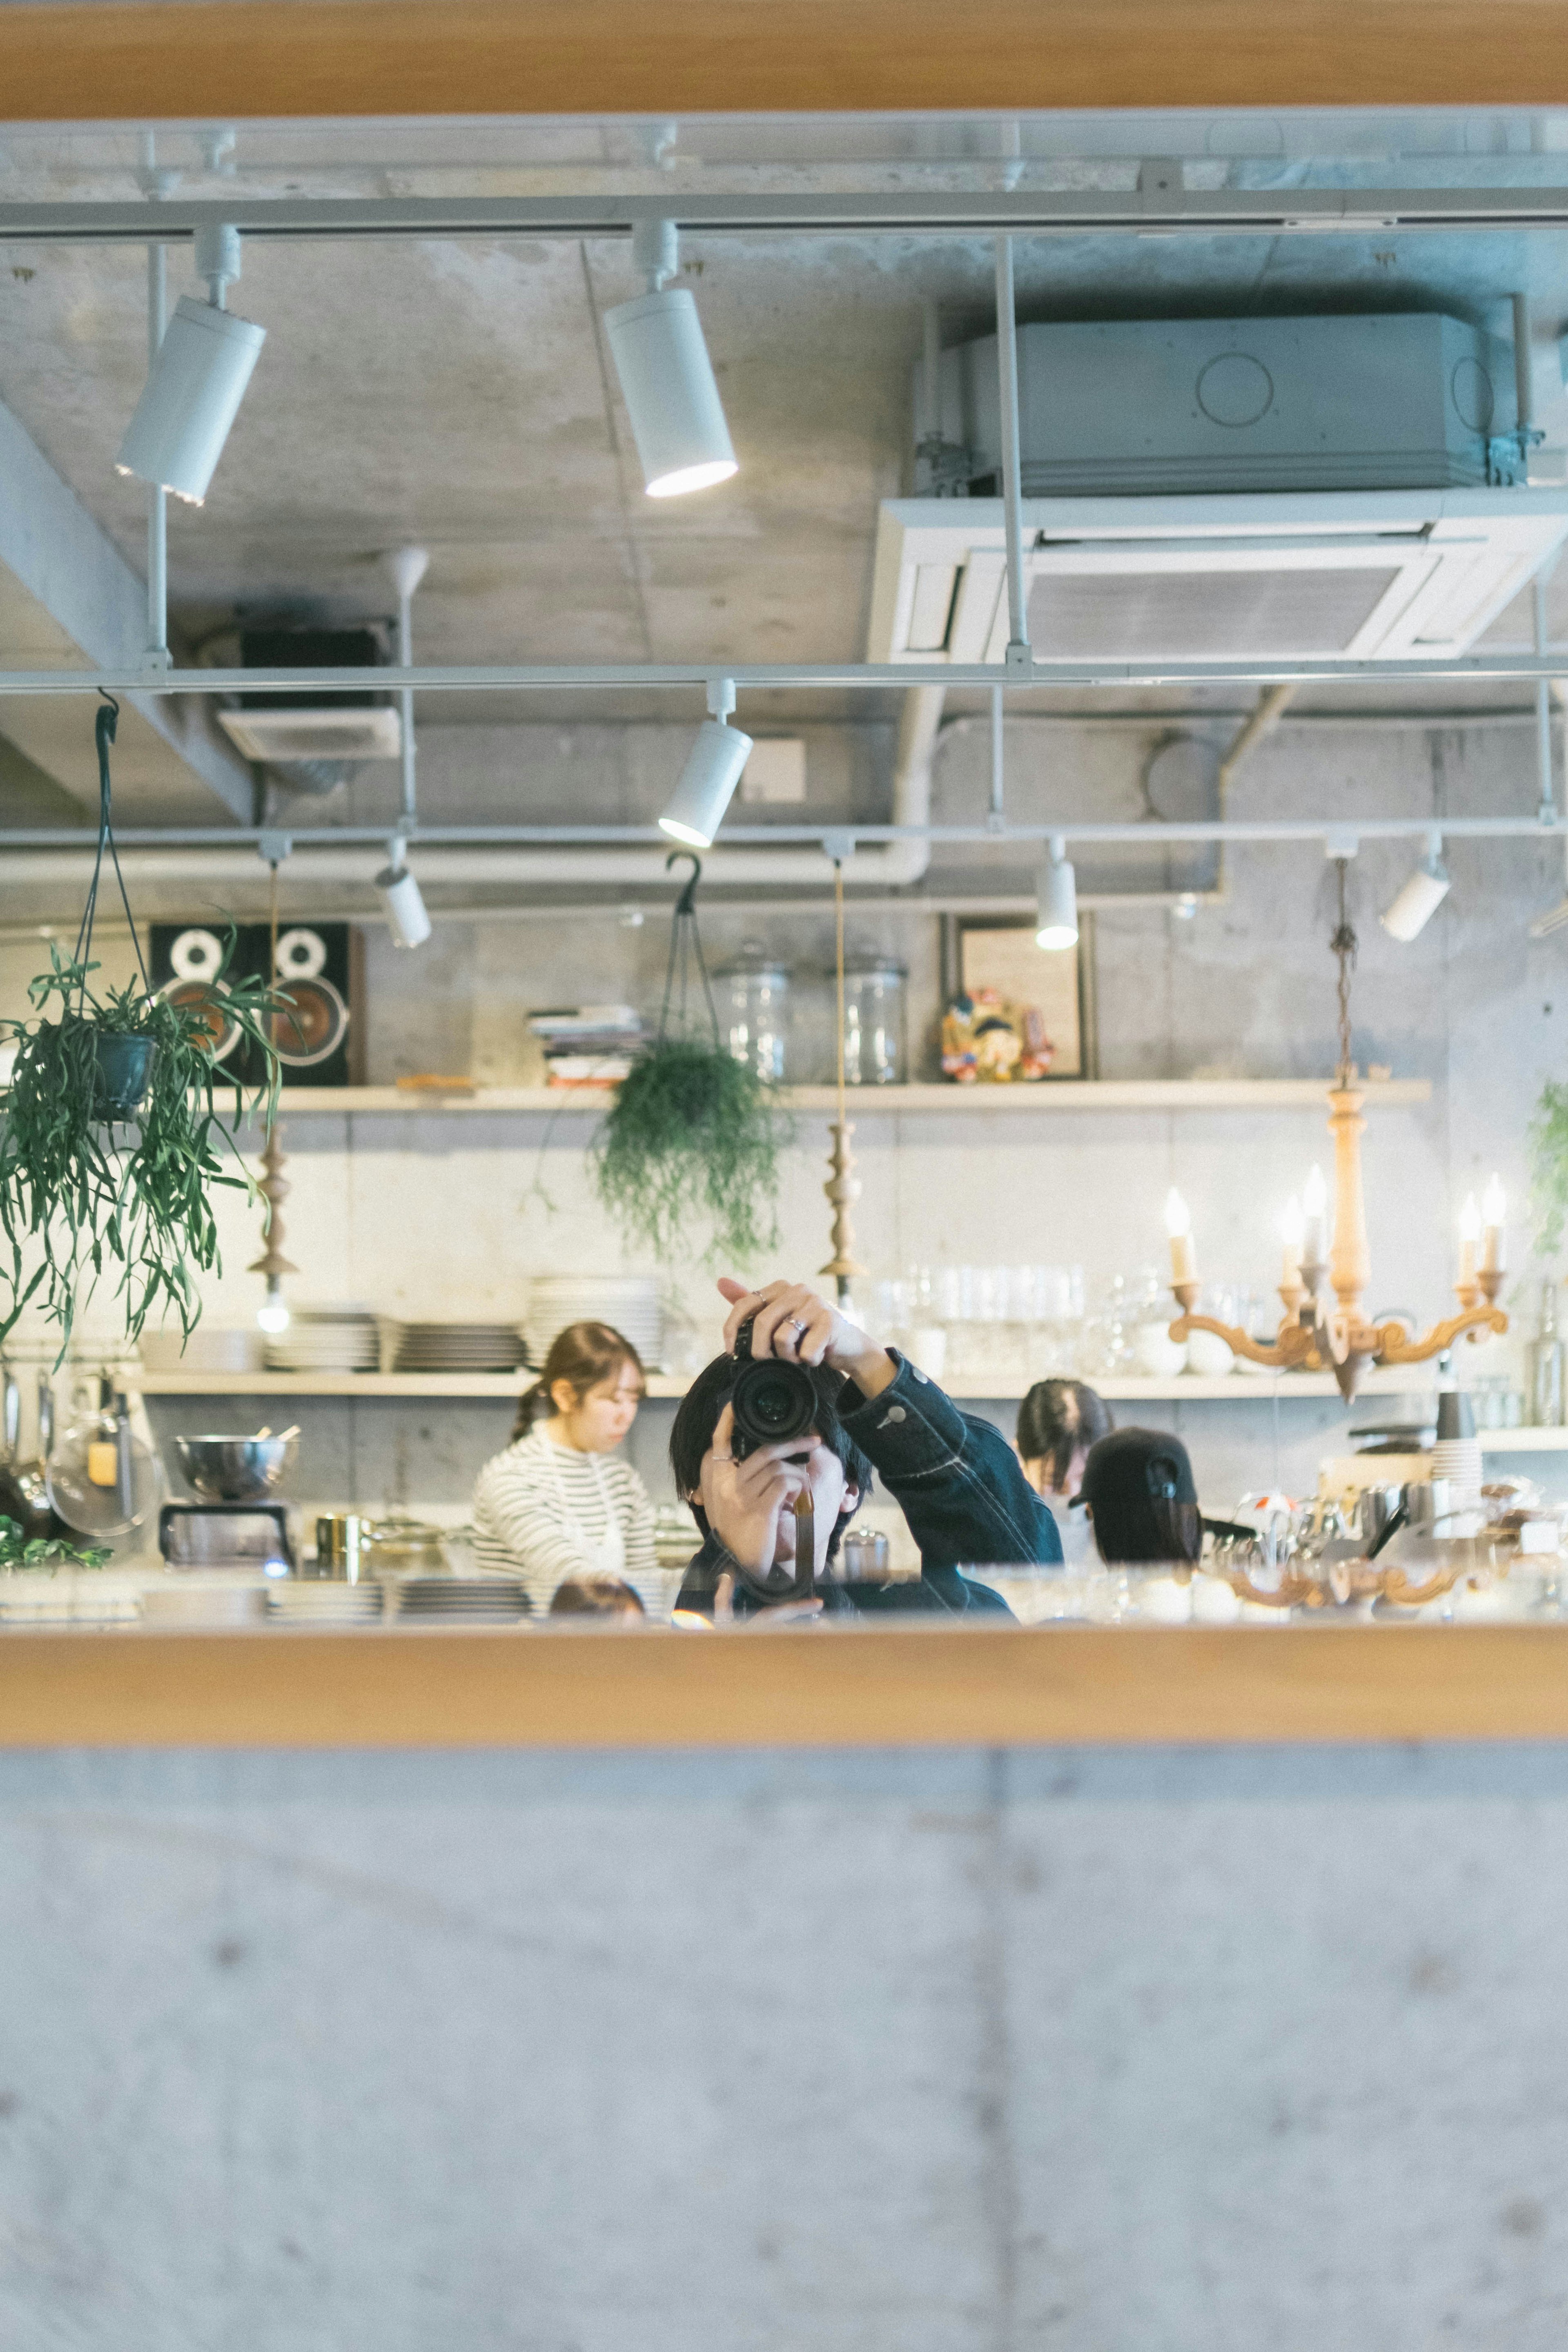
[[0, 699, 287, 1358], [590, 853, 785, 1265]]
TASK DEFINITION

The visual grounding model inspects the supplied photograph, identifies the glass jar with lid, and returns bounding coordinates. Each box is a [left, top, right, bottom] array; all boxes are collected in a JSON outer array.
[[839, 951, 907, 1086], [715, 943, 791, 1082]]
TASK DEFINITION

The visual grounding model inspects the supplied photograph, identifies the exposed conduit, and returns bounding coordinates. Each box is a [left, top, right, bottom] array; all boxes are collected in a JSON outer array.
[[1, 687, 945, 891]]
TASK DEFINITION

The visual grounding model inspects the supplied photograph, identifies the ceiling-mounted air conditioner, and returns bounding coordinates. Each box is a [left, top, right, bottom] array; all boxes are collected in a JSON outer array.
[[215, 626, 402, 766], [869, 488, 1568, 668], [880, 310, 1568, 669]]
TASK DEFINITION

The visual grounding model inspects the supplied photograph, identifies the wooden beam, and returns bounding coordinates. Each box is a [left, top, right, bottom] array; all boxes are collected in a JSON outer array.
[[0, 1623, 1566, 1748], [4, 1, 1568, 123]]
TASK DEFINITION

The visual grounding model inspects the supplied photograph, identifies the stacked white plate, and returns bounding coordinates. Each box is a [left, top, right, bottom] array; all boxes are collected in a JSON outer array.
[[268, 1580, 384, 1624], [395, 1577, 528, 1623], [525, 1275, 663, 1370], [382, 1321, 527, 1374], [265, 1305, 380, 1374]]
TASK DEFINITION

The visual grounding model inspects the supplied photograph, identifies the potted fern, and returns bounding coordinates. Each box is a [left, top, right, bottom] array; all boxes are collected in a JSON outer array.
[[590, 853, 783, 1264], [0, 698, 285, 1356]]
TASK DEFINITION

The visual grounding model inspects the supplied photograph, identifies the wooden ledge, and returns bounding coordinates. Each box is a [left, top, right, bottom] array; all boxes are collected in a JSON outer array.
[[6, 2, 1568, 121], [1, 1623, 1566, 1748]]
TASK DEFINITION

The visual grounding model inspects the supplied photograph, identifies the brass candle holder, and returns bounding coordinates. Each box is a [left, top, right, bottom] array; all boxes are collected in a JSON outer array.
[[1167, 867, 1507, 1403]]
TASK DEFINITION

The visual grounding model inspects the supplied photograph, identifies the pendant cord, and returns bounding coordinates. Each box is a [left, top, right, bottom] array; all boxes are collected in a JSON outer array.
[[1330, 855, 1358, 1085], [834, 858, 847, 1130], [658, 849, 718, 1047], [74, 695, 151, 1007]]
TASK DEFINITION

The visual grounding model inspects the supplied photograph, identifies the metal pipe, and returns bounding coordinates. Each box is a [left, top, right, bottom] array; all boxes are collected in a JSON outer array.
[[1216, 684, 1298, 799], [922, 300, 941, 443], [993, 235, 1029, 662], [1515, 291, 1535, 435], [1537, 573, 1557, 823], [989, 687, 1005, 826], [22, 654, 1568, 695], [145, 240, 168, 666]]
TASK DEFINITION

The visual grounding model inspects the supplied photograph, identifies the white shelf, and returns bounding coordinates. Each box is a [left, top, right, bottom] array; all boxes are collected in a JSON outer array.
[[256, 1078, 1432, 1118], [134, 1366, 1437, 1405]]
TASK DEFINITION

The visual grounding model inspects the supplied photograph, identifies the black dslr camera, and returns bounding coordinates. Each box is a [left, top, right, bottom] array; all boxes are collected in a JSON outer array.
[[728, 1315, 819, 1461]]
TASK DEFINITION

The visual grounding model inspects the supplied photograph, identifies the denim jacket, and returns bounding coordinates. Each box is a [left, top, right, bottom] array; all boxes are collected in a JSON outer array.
[[675, 1350, 1062, 1620]]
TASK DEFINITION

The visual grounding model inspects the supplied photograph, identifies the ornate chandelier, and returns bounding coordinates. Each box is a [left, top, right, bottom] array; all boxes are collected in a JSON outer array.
[[1166, 860, 1508, 1402]]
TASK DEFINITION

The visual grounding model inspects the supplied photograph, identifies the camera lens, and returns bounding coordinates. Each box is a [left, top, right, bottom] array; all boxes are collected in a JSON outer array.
[[730, 1356, 818, 1459]]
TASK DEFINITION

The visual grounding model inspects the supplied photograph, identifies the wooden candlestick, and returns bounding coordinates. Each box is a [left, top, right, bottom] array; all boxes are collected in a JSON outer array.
[[246, 1126, 298, 1284], [818, 1118, 865, 1305]]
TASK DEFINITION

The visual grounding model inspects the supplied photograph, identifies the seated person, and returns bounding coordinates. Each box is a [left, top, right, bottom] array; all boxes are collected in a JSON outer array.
[[1078, 1427, 1203, 1568], [1017, 1378, 1113, 1568], [671, 1275, 1062, 1621], [548, 1574, 647, 1620]]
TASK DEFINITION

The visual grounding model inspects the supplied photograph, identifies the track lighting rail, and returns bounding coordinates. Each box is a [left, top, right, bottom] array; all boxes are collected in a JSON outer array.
[[0, 817, 1562, 853], [5, 656, 1568, 697], [9, 187, 1568, 244]]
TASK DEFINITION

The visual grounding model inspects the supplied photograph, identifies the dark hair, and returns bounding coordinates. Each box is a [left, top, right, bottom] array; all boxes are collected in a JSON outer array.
[[1080, 1426, 1202, 1566], [549, 1574, 646, 1617], [1016, 1379, 1114, 1492], [513, 1321, 645, 1441], [669, 1353, 874, 1558]]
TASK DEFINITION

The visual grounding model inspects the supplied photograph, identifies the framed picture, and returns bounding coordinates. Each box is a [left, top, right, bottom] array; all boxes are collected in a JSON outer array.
[[948, 917, 1096, 1082]]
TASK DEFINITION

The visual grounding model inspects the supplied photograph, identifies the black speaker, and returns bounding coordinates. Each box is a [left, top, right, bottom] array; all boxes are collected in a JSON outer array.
[[148, 922, 365, 1089]]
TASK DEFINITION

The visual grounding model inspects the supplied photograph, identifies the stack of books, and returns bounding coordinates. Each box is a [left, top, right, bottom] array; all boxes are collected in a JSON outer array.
[[529, 1005, 645, 1086]]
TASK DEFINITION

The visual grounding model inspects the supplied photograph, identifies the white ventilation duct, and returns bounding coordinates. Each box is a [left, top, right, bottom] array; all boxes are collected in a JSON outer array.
[[3, 688, 942, 891]]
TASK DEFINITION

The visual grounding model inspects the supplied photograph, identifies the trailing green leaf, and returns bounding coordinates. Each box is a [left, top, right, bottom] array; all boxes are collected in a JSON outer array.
[[590, 1037, 784, 1266], [0, 1515, 110, 1573], [0, 937, 286, 1359]]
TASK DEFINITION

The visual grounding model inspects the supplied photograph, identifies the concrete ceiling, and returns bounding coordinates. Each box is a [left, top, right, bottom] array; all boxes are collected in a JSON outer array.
[[6, 114, 1568, 903]]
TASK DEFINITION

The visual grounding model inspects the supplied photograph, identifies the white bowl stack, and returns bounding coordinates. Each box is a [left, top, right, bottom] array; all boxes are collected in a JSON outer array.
[[524, 1275, 664, 1372], [265, 1305, 381, 1374], [380, 1321, 528, 1374]]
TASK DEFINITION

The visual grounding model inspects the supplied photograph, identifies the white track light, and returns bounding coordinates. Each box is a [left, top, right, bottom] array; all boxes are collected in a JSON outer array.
[[603, 220, 737, 498], [1035, 837, 1078, 950], [659, 717, 754, 849], [374, 853, 431, 949], [1381, 837, 1450, 942], [115, 226, 264, 504]]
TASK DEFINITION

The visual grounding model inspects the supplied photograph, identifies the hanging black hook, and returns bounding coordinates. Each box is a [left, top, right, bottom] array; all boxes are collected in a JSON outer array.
[[665, 847, 703, 917]]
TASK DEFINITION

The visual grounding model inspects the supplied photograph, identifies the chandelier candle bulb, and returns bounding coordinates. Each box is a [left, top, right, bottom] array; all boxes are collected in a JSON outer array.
[[1481, 1175, 1507, 1275], [1301, 1163, 1328, 1270], [1165, 1189, 1198, 1292]]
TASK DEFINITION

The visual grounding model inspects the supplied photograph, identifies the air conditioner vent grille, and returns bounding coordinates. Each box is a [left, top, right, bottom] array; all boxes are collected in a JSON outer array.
[[1027, 565, 1403, 659]]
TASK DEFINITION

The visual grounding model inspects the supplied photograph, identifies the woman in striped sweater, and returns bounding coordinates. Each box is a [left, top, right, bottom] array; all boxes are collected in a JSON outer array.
[[472, 1321, 657, 1614]]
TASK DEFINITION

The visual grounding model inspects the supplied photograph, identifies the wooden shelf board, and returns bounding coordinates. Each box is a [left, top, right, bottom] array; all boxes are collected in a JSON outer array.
[[260, 1078, 1432, 1118], [134, 1367, 1443, 1404], [2, 1623, 1568, 1750]]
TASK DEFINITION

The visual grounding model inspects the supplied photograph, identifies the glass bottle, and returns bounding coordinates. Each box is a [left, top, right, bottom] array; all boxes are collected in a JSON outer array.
[[715, 944, 790, 1083], [840, 951, 908, 1086], [1531, 1279, 1566, 1428]]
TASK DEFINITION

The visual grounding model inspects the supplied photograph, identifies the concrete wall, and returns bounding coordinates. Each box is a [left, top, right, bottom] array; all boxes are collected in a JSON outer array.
[[1, 1738, 1566, 2352], [8, 713, 1568, 1517]]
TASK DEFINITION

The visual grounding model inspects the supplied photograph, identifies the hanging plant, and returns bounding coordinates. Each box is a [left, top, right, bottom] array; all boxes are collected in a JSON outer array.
[[0, 698, 286, 1358], [590, 852, 784, 1265]]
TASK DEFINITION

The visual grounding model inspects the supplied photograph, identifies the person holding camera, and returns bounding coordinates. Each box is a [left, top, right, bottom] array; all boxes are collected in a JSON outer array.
[[669, 1276, 1062, 1621]]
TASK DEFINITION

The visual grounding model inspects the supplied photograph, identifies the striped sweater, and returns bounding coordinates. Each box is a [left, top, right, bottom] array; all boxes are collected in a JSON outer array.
[[471, 1426, 657, 1614]]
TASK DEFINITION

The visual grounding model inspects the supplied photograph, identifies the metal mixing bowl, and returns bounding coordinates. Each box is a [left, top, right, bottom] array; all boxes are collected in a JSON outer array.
[[174, 1434, 297, 1502]]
